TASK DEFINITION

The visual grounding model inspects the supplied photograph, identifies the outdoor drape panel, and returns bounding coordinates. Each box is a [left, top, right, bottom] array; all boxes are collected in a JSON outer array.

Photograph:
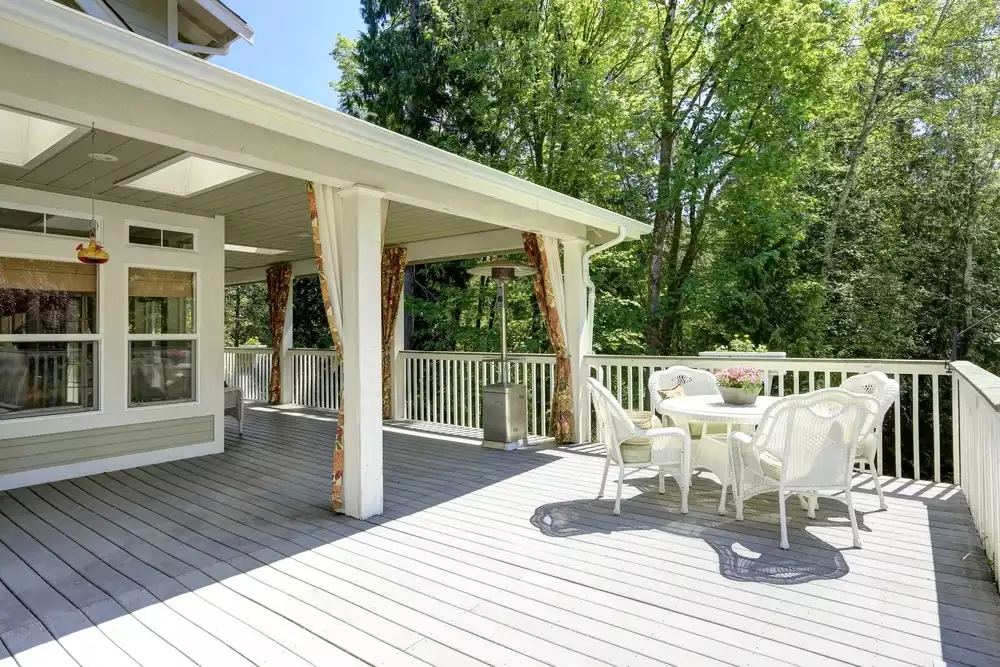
[[523, 232, 573, 443], [381, 247, 407, 419], [265, 263, 292, 405], [307, 182, 346, 512]]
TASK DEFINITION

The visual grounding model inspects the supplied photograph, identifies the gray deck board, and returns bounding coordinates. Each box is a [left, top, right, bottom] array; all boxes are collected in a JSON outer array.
[[0, 406, 998, 666]]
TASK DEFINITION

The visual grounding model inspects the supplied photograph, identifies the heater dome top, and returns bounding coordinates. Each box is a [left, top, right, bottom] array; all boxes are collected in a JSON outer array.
[[467, 259, 537, 280]]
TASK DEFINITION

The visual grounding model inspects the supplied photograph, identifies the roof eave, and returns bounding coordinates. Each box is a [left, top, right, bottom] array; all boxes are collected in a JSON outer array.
[[0, 0, 648, 241]]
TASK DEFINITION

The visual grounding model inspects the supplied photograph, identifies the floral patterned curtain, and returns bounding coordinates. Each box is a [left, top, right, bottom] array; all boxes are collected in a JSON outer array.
[[265, 263, 292, 404], [307, 182, 346, 511], [381, 247, 407, 419], [523, 233, 573, 443]]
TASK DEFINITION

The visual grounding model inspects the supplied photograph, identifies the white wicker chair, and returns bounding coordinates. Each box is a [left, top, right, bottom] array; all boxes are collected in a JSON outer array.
[[649, 366, 731, 513], [224, 385, 244, 435], [729, 388, 879, 549], [839, 371, 899, 510], [648, 366, 720, 417], [588, 377, 691, 515]]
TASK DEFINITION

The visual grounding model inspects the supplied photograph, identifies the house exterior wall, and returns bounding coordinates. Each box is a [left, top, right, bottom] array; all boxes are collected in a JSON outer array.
[[0, 184, 225, 489]]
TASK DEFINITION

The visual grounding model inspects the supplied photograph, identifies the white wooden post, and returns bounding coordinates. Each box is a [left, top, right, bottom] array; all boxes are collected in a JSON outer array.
[[336, 186, 385, 519], [562, 239, 588, 443], [279, 281, 293, 404], [392, 292, 406, 419]]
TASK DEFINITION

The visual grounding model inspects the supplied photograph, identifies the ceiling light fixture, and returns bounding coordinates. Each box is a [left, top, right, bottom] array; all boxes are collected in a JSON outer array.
[[117, 154, 257, 197], [88, 152, 119, 162], [224, 244, 287, 255]]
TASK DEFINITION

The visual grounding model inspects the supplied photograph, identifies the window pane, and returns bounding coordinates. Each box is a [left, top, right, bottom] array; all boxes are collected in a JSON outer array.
[[128, 225, 161, 246], [0, 208, 91, 239], [0, 342, 97, 418], [130, 340, 194, 405], [0, 207, 45, 234], [0, 258, 97, 334], [43, 215, 91, 239], [162, 229, 195, 250], [128, 268, 195, 334]]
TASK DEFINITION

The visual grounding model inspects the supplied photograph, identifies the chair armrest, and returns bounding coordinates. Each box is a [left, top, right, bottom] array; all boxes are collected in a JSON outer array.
[[728, 430, 753, 471], [729, 431, 753, 447], [645, 427, 691, 464]]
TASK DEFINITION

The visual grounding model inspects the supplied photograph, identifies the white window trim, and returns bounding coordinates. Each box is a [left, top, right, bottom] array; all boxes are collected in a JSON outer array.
[[126, 220, 199, 252], [0, 249, 103, 420], [124, 262, 199, 410]]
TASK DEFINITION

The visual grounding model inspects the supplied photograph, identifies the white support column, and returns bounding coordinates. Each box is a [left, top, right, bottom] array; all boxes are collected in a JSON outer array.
[[337, 186, 385, 519], [279, 282, 293, 404], [562, 239, 589, 443], [391, 292, 406, 420]]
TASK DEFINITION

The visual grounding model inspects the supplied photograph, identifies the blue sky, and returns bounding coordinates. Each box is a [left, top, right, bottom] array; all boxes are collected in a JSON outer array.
[[218, 1, 365, 109]]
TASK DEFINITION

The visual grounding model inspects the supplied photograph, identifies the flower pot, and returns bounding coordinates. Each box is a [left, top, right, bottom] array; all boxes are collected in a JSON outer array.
[[719, 385, 762, 406]]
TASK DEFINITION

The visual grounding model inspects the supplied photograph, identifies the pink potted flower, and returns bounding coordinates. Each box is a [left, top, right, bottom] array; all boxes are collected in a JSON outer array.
[[714, 367, 764, 405]]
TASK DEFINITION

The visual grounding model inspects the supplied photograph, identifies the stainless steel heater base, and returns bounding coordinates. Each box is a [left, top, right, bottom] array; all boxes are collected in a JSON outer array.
[[481, 382, 527, 450]]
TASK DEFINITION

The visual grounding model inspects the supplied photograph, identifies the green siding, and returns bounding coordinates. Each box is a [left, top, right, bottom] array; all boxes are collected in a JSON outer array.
[[0, 415, 214, 474]]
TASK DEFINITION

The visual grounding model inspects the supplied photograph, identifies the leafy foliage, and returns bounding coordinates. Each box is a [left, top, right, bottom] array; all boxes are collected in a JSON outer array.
[[329, 0, 1000, 370]]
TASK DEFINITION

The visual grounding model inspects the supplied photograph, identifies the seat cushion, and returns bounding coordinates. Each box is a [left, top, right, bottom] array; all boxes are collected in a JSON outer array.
[[736, 438, 783, 480], [620, 437, 651, 464], [658, 387, 685, 401], [758, 450, 784, 480], [624, 410, 654, 430]]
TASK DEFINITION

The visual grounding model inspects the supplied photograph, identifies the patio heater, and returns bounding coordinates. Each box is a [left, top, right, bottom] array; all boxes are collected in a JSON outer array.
[[468, 259, 537, 450]]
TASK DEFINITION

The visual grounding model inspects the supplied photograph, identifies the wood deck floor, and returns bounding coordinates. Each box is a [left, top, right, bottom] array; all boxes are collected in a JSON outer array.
[[0, 405, 998, 667]]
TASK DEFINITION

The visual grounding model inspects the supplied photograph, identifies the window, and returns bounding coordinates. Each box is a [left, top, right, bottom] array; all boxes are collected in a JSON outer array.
[[128, 224, 195, 250], [128, 268, 196, 406], [0, 205, 93, 239], [0, 257, 99, 419]]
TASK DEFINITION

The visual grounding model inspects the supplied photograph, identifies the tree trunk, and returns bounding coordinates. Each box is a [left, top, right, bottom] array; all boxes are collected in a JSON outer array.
[[233, 285, 242, 347], [823, 45, 890, 276], [647, 0, 678, 353], [402, 266, 414, 349]]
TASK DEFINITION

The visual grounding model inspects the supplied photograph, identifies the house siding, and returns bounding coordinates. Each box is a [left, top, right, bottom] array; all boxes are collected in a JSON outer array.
[[105, 0, 169, 44], [0, 415, 214, 474]]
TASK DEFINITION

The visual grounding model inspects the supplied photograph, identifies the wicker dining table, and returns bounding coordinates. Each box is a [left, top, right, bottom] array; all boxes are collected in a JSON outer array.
[[656, 394, 780, 514]]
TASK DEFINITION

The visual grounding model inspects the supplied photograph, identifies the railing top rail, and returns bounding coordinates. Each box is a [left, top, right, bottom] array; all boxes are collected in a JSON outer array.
[[399, 350, 557, 362], [584, 354, 949, 374], [225, 347, 272, 353], [950, 361, 1000, 411], [287, 348, 339, 354]]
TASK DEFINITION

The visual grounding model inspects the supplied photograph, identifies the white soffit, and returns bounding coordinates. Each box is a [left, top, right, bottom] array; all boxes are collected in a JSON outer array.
[[224, 244, 287, 255], [189, 0, 254, 44], [117, 154, 257, 197], [0, 107, 83, 168]]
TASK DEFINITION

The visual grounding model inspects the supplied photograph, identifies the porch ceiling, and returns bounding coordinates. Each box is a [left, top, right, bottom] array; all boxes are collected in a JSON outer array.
[[0, 129, 508, 271]]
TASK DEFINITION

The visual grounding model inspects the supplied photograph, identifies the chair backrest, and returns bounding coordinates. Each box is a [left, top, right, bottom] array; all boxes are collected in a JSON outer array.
[[649, 365, 719, 403], [839, 371, 899, 433], [587, 377, 636, 465], [752, 388, 879, 489]]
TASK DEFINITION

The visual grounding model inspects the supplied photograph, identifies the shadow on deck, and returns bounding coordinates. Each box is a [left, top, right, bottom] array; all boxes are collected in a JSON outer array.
[[0, 405, 997, 666]]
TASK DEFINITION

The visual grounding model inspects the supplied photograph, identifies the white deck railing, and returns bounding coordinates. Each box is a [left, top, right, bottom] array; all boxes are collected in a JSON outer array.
[[223, 347, 272, 402], [224, 347, 955, 481], [950, 361, 1000, 587], [287, 348, 342, 410], [399, 351, 558, 437]]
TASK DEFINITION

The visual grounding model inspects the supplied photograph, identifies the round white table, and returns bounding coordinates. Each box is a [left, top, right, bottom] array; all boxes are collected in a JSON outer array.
[[657, 394, 780, 514]]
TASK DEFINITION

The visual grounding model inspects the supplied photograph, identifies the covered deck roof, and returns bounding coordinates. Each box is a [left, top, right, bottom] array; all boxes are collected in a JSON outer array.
[[0, 0, 650, 280], [0, 406, 997, 666]]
